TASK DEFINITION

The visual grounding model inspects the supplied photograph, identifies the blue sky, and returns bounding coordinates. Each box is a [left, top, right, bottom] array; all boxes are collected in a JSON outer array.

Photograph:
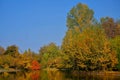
[[0, 0, 120, 53]]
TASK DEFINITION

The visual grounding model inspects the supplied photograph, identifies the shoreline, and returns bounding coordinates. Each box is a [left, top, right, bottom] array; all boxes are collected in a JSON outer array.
[[0, 69, 21, 73], [1, 68, 120, 75]]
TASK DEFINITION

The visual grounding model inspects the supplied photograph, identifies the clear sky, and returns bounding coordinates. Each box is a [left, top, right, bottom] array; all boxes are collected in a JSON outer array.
[[0, 0, 120, 53]]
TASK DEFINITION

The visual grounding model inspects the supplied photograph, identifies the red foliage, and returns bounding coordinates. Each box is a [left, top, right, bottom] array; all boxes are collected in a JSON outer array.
[[31, 60, 40, 70]]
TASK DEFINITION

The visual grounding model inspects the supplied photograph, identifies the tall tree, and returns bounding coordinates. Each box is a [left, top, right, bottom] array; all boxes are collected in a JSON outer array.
[[67, 3, 94, 31]]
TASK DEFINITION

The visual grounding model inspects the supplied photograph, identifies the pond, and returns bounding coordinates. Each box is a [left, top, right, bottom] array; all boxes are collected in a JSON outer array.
[[0, 70, 120, 80]]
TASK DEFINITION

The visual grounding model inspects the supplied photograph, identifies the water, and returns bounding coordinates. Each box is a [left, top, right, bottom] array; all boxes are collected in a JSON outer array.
[[0, 70, 120, 80]]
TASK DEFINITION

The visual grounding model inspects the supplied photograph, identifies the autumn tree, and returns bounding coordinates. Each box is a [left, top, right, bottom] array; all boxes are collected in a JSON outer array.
[[61, 3, 94, 69], [0, 45, 21, 69], [101, 17, 120, 38], [19, 49, 38, 70], [61, 3, 118, 71], [62, 26, 118, 71], [67, 3, 94, 30]]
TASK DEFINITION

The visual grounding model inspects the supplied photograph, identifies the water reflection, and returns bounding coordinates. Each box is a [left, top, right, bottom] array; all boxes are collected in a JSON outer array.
[[0, 70, 120, 80]]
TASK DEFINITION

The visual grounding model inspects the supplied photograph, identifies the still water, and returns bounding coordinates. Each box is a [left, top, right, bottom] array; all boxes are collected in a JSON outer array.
[[0, 70, 120, 80]]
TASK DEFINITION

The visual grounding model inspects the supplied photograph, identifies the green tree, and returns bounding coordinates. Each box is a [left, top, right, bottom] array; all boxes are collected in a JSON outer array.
[[39, 43, 60, 68], [110, 36, 120, 70], [67, 3, 94, 30]]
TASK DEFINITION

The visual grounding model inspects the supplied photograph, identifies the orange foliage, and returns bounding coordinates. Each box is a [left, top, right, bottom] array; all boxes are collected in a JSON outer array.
[[31, 60, 40, 70]]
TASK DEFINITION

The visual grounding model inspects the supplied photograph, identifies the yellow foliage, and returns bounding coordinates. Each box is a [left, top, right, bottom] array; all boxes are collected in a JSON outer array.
[[62, 26, 118, 70]]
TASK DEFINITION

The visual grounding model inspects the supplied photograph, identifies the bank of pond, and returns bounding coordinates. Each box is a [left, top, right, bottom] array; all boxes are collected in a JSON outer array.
[[0, 69, 120, 80]]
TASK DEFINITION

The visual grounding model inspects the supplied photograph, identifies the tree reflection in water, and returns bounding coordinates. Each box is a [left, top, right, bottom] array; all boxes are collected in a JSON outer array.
[[0, 70, 120, 80], [31, 71, 40, 80]]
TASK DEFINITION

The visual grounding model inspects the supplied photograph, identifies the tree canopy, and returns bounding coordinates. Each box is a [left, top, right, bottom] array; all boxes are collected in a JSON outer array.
[[67, 3, 94, 31]]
